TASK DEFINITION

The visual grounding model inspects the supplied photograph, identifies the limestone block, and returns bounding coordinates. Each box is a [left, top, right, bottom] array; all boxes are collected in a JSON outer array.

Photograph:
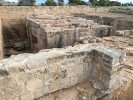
[[115, 31, 124, 36], [16, 71, 34, 85], [78, 72, 90, 83], [26, 61, 46, 70], [70, 75, 78, 86], [130, 30, 133, 35], [101, 50, 125, 68], [47, 55, 65, 64], [59, 67, 67, 79], [41, 85, 50, 95], [8, 63, 26, 74], [82, 64, 91, 80], [26, 78, 43, 92], [66, 64, 83, 77], [83, 62, 90, 71], [46, 64, 63, 82], [33, 67, 47, 79], [0, 19, 4, 60], [102, 54, 113, 68], [20, 92, 34, 100], [0, 76, 16, 89], [47, 64, 60, 73], [61, 78, 71, 88], [26, 56, 47, 70], [83, 40, 89, 44], [94, 26, 111, 37], [49, 81, 61, 92], [65, 57, 81, 67], [0, 90, 5, 100], [5, 84, 25, 99], [33, 88, 43, 99], [123, 30, 130, 36]]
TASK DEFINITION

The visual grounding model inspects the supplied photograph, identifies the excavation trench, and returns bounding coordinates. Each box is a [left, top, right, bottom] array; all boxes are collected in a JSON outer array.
[[2, 13, 133, 59], [1, 15, 112, 59], [0, 44, 126, 100], [74, 13, 133, 35], [0, 13, 132, 100]]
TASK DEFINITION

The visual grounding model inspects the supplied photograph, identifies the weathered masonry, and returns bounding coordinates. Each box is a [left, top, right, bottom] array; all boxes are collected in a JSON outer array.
[[0, 19, 4, 59], [0, 6, 132, 100], [74, 13, 133, 35], [26, 15, 111, 52], [0, 44, 126, 100]]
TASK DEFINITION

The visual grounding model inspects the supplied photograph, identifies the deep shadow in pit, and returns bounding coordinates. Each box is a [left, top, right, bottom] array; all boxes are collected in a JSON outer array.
[[2, 19, 31, 58]]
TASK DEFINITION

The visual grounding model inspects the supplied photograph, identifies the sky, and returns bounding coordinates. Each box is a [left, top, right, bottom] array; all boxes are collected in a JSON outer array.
[[5, 0, 133, 3]]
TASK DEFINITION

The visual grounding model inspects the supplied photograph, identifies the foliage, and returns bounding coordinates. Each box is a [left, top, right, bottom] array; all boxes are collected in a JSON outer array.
[[89, 0, 97, 5], [18, 0, 36, 6], [98, 0, 109, 6], [122, 2, 133, 6], [45, 0, 57, 6], [68, 0, 81, 5], [109, 1, 121, 6], [58, 0, 64, 6], [78, 0, 88, 5], [41, 3, 45, 6], [89, 0, 122, 6]]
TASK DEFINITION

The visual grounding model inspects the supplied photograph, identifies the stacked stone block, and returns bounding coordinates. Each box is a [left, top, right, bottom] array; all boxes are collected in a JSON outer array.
[[26, 15, 111, 52], [0, 44, 125, 100]]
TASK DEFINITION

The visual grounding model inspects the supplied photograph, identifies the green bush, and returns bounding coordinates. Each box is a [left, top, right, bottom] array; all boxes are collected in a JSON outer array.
[[45, 0, 57, 6]]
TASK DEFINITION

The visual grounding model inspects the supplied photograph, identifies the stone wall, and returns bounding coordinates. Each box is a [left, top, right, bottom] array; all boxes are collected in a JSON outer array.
[[26, 16, 111, 51], [109, 7, 133, 15], [0, 6, 110, 37], [74, 13, 133, 35], [0, 6, 93, 54], [0, 44, 125, 100], [115, 30, 133, 36], [0, 19, 4, 59], [116, 19, 133, 30], [0, 6, 111, 56], [0, 6, 109, 38]]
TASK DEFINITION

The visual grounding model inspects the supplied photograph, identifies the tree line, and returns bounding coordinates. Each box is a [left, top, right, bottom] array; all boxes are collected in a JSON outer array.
[[18, 0, 88, 6], [0, 0, 132, 6], [15, 0, 133, 6], [89, 0, 133, 6]]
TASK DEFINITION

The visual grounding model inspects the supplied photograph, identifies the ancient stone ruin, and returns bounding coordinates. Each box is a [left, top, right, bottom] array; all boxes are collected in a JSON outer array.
[[0, 6, 133, 100], [26, 15, 111, 51]]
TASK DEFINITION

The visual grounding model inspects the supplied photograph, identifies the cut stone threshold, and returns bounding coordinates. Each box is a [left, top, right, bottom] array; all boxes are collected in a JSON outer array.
[[0, 43, 128, 100]]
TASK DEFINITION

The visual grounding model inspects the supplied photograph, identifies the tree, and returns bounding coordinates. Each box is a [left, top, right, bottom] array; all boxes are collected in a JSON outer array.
[[45, 0, 57, 6], [129, 2, 133, 6], [108, 1, 121, 6], [78, 0, 88, 5], [89, 0, 97, 6], [18, 0, 36, 6], [41, 3, 45, 6], [69, 0, 81, 5], [58, 0, 64, 6], [99, 0, 109, 6]]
